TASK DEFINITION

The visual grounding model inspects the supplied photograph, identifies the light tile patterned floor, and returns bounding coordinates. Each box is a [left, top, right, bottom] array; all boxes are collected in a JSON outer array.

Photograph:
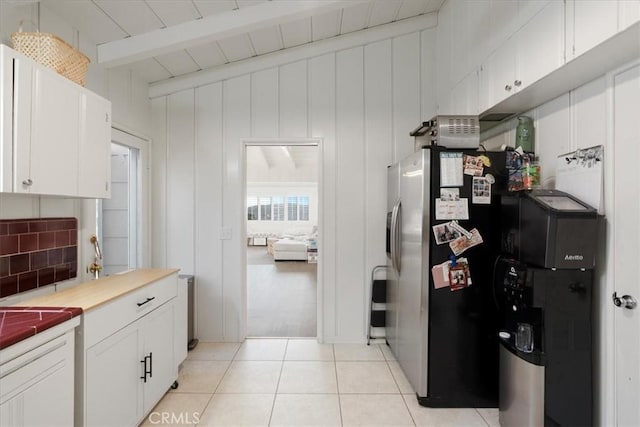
[[142, 339, 499, 427]]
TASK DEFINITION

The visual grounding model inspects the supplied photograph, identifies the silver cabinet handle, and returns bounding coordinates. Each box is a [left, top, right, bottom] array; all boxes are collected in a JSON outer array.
[[613, 292, 637, 309], [514, 79, 522, 87], [22, 178, 33, 186], [505, 84, 512, 91]]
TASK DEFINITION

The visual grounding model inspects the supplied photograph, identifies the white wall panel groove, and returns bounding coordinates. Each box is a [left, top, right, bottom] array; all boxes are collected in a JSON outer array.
[[309, 53, 337, 340], [364, 40, 393, 336], [166, 90, 196, 276], [393, 32, 422, 162], [335, 46, 365, 341], [279, 60, 308, 137], [251, 69, 280, 137], [195, 83, 225, 341], [222, 75, 252, 340], [150, 96, 169, 267]]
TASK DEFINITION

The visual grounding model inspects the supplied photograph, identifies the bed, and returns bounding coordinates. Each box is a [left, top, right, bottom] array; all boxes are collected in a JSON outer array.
[[272, 238, 308, 261]]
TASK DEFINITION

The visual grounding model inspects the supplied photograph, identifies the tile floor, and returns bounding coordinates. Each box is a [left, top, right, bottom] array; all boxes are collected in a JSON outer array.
[[142, 339, 500, 427]]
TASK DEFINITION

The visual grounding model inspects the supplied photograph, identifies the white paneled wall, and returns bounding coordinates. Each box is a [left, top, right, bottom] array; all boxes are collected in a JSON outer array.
[[152, 28, 435, 342]]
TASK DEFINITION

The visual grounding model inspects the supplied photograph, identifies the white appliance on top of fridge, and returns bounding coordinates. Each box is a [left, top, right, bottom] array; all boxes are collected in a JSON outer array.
[[386, 147, 507, 408]]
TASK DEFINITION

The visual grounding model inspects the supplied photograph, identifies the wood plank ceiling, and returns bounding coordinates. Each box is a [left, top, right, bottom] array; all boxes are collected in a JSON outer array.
[[41, 0, 444, 84]]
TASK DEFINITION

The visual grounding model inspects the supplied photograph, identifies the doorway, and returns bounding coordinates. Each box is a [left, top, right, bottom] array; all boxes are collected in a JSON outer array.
[[244, 142, 320, 337]]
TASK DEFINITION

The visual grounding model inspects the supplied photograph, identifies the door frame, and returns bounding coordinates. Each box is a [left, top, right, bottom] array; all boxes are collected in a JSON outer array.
[[241, 138, 324, 340], [85, 126, 151, 280]]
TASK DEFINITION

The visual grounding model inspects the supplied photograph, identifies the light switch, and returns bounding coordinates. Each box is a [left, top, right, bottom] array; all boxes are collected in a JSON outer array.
[[220, 227, 232, 240]]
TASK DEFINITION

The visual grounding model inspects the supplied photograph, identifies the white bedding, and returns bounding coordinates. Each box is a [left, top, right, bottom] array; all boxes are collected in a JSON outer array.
[[272, 239, 307, 252], [272, 239, 308, 261]]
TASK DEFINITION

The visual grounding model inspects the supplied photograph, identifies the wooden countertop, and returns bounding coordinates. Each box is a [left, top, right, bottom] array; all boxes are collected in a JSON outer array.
[[14, 269, 180, 312]]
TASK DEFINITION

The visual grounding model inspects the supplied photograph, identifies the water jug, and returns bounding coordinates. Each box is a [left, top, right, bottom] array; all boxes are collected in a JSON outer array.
[[515, 116, 534, 152]]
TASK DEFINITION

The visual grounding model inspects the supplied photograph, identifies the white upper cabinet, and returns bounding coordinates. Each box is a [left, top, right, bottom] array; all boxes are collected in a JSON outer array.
[[479, 0, 564, 111], [0, 45, 111, 198], [79, 92, 112, 198], [619, 0, 640, 29], [567, 0, 618, 60], [517, 0, 565, 90], [18, 64, 81, 196]]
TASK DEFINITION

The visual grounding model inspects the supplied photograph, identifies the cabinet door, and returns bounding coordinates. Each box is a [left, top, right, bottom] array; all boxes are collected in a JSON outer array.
[[78, 91, 111, 198], [142, 302, 177, 413], [86, 324, 143, 427], [619, 0, 640, 29], [27, 67, 81, 196], [478, 35, 517, 112], [517, 0, 565, 90], [570, 0, 618, 59], [12, 56, 33, 193]]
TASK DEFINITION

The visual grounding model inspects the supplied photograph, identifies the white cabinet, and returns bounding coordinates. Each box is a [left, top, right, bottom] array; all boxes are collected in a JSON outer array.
[[0, 320, 78, 427], [85, 325, 142, 426], [78, 272, 182, 427], [79, 92, 111, 198], [15, 61, 81, 196], [567, 0, 618, 60], [0, 45, 111, 198], [566, 0, 640, 61], [619, 0, 640, 29], [479, 0, 564, 111]]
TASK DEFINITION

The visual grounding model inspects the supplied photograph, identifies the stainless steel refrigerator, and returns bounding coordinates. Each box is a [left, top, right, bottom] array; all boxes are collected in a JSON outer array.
[[386, 147, 506, 407]]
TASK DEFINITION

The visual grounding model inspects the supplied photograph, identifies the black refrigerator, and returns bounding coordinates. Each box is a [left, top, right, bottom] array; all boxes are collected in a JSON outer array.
[[386, 147, 507, 407]]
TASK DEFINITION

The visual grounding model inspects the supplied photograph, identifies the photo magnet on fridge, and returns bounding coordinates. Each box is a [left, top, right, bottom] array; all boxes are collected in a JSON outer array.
[[449, 228, 483, 256]]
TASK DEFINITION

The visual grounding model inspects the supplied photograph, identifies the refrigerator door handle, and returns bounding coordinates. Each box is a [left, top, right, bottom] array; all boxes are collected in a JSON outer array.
[[392, 201, 402, 272], [390, 201, 399, 271], [390, 202, 397, 271]]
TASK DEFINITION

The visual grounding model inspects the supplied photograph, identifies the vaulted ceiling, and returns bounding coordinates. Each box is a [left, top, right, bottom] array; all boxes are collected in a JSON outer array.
[[41, 0, 444, 84]]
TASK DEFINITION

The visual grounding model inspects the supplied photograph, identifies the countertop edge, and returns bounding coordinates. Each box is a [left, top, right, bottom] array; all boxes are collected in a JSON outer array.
[[12, 268, 180, 312]]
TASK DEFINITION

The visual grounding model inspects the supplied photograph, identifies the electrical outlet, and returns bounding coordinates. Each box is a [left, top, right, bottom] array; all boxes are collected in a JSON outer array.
[[220, 227, 232, 240]]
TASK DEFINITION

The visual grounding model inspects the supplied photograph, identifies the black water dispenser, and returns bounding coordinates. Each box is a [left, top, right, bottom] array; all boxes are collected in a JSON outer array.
[[497, 190, 599, 427]]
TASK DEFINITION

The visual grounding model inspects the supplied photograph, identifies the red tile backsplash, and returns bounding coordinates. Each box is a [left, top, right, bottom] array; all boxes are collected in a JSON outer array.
[[0, 218, 77, 298]]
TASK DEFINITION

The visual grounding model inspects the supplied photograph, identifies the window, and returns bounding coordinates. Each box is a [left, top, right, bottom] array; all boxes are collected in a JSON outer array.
[[247, 194, 311, 221], [247, 196, 258, 220], [273, 196, 285, 221], [287, 196, 298, 221], [299, 196, 309, 221], [259, 196, 272, 220]]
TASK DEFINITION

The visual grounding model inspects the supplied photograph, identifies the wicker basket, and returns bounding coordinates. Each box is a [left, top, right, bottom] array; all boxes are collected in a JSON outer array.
[[11, 31, 90, 86]]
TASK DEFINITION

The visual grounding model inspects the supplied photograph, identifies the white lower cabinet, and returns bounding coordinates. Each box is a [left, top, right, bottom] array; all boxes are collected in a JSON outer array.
[[0, 321, 78, 427], [85, 324, 143, 426], [79, 272, 184, 427]]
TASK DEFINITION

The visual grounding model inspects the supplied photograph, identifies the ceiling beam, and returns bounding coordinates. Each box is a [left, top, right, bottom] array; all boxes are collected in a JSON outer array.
[[258, 147, 271, 169], [97, 0, 364, 68], [281, 146, 297, 168], [149, 13, 437, 98]]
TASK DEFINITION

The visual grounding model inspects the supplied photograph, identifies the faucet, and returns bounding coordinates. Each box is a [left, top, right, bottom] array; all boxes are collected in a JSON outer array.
[[88, 234, 103, 279]]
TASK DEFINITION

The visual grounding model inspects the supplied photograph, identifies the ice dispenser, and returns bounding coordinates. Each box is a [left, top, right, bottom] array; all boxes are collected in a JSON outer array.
[[503, 189, 599, 269]]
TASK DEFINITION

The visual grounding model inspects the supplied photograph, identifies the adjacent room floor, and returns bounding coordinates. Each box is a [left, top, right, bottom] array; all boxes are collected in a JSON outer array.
[[142, 339, 499, 426], [246, 246, 317, 337]]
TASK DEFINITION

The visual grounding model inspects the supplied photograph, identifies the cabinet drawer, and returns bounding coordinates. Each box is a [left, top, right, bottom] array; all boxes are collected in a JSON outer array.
[[0, 330, 74, 404], [83, 275, 177, 348]]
